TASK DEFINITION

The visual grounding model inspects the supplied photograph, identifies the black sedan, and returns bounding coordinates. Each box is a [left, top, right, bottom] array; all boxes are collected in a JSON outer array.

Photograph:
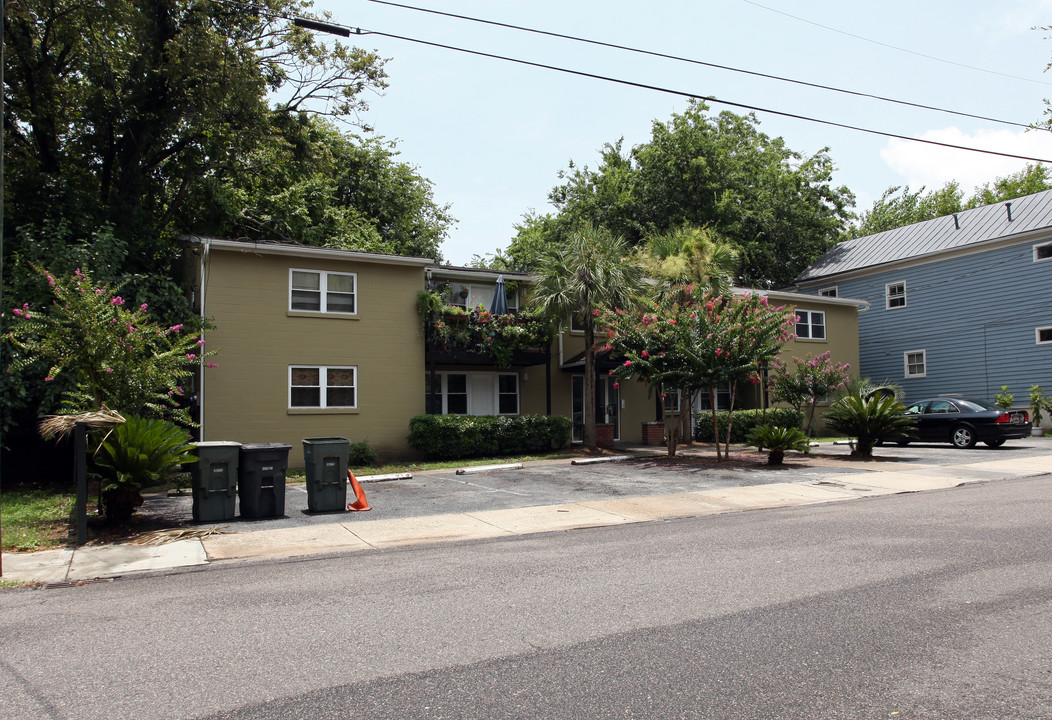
[[892, 397, 1032, 449]]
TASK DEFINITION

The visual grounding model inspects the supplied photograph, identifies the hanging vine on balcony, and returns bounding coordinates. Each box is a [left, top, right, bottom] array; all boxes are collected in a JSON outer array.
[[417, 290, 553, 367]]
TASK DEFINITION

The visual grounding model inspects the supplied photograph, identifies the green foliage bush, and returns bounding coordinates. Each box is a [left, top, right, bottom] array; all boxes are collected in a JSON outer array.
[[408, 414, 572, 460], [348, 440, 379, 467], [693, 408, 803, 444], [92, 416, 197, 522]]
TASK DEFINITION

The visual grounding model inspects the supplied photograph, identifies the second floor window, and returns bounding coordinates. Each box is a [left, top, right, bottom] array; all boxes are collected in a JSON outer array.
[[290, 269, 357, 314], [886, 281, 906, 309], [795, 309, 826, 339]]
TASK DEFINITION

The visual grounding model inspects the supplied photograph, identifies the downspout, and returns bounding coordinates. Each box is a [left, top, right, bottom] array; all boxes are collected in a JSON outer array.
[[198, 238, 210, 439]]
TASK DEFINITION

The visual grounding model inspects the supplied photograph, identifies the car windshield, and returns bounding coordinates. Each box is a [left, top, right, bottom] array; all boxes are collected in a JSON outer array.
[[957, 399, 996, 412]]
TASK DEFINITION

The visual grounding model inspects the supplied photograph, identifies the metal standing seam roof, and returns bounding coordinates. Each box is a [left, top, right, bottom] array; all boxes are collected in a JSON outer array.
[[795, 189, 1052, 283]]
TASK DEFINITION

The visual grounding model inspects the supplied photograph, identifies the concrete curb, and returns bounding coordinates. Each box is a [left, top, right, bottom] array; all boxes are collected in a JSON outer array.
[[4, 454, 1050, 584]]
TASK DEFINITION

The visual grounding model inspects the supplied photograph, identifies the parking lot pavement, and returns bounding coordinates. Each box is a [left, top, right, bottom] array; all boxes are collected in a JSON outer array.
[[3, 439, 1050, 582]]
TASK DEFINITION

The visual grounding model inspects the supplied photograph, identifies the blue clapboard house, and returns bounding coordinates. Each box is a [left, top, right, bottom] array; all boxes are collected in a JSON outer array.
[[793, 189, 1052, 417]]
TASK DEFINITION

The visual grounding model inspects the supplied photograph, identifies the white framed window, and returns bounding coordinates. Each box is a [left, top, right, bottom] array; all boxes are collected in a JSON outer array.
[[795, 309, 826, 339], [1037, 326, 1052, 345], [695, 383, 732, 411], [904, 350, 926, 379], [498, 374, 519, 414], [818, 286, 838, 298], [663, 389, 682, 413], [1034, 241, 1052, 262], [443, 373, 468, 414], [290, 269, 357, 314], [886, 281, 906, 309], [289, 366, 357, 408], [570, 311, 587, 333], [426, 372, 519, 415]]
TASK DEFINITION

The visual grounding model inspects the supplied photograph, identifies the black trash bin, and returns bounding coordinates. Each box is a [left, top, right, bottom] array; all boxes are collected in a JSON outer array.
[[191, 441, 241, 523], [302, 437, 349, 512], [238, 443, 291, 518]]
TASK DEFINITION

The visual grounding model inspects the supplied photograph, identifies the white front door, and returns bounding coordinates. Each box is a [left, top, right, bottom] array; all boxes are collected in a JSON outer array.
[[469, 374, 497, 415]]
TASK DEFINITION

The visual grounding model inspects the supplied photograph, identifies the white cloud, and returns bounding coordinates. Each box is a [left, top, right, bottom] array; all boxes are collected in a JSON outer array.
[[879, 126, 1052, 193]]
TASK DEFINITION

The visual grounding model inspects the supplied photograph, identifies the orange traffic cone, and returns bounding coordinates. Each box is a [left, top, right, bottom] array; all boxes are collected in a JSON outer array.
[[347, 470, 372, 511]]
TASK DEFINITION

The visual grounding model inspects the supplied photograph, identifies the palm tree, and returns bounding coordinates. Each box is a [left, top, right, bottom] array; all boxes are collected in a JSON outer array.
[[531, 225, 647, 448], [636, 225, 740, 297]]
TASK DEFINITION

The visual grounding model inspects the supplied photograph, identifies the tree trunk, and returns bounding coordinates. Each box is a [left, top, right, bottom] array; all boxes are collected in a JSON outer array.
[[709, 384, 722, 461], [724, 378, 739, 458]]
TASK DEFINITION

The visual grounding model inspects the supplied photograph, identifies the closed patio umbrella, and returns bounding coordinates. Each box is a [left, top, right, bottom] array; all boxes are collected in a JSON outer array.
[[489, 275, 509, 315]]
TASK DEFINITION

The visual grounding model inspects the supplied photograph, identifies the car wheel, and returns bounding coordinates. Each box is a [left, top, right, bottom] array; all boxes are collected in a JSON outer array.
[[895, 439, 911, 447], [951, 425, 976, 449], [983, 439, 1006, 448]]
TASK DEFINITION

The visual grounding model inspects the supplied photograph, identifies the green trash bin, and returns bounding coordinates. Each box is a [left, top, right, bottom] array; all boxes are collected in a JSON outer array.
[[238, 443, 291, 519], [191, 441, 241, 523], [302, 437, 349, 512]]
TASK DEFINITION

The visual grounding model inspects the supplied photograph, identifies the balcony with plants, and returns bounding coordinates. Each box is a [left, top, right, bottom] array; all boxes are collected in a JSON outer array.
[[417, 290, 553, 367]]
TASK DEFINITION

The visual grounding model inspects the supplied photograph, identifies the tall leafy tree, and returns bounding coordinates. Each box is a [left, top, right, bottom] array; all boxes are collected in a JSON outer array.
[[529, 225, 647, 448], [186, 115, 453, 259], [4, 0, 388, 275], [506, 101, 855, 287]]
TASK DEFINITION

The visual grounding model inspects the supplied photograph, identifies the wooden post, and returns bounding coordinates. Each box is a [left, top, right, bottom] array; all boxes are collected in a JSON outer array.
[[75, 422, 87, 545]]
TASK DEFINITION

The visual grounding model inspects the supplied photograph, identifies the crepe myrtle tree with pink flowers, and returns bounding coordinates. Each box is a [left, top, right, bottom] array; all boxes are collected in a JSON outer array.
[[5, 267, 216, 427], [768, 351, 851, 438], [601, 287, 796, 459]]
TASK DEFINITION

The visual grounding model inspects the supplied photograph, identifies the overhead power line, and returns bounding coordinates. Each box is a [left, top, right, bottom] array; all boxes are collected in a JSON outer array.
[[220, 1, 1052, 164], [366, 0, 1044, 131], [740, 0, 1052, 87]]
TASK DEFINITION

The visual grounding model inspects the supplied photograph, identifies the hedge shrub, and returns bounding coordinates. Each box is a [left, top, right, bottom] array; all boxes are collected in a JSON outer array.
[[408, 414, 573, 460], [693, 408, 803, 444]]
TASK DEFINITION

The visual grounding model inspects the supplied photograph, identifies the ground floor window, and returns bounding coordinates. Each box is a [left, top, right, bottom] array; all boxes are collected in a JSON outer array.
[[427, 371, 520, 416], [904, 350, 926, 378], [694, 383, 732, 411], [289, 366, 357, 408]]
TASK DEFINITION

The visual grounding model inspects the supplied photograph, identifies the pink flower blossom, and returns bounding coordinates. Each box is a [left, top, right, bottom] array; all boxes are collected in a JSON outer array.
[[94, 289, 104, 295], [111, 296, 124, 306], [169, 324, 183, 332], [613, 382, 619, 390], [45, 377, 54, 382], [197, 338, 206, 346], [186, 353, 196, 360], [140, 303, 148, 311], [206, 362, 219, 368], [176, 386, 183, 394], [106, 368, 114, 374], [641, 350, 649, 358], [624, 360, 632, 367], [592, 308, 601, 317]]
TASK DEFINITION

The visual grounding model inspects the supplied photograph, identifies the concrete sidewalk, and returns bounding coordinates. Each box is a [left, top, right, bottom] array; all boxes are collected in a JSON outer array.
[[4, 450, 1050, 585]]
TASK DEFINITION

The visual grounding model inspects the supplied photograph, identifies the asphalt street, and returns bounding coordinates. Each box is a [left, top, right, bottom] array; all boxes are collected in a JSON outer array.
[[1, 468, 1049, 719]]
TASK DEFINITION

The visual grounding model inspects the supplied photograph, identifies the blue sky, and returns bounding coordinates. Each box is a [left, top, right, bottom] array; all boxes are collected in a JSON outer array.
[[314, 0, 1052, 264]]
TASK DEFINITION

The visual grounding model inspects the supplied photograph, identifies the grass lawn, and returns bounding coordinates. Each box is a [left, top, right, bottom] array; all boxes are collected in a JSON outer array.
[[1, 484, 76, 552]]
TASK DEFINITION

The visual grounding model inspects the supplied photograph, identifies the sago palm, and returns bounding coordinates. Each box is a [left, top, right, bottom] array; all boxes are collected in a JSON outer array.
[[823, 391, 915, 459]]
